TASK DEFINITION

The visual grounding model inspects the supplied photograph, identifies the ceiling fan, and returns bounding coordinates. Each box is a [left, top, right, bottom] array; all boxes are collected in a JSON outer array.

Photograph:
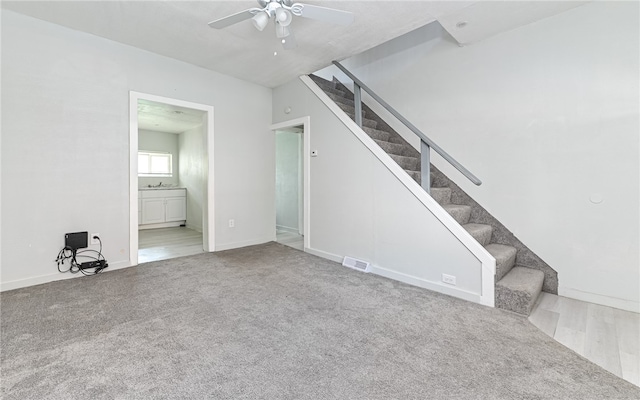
[[208, 0, 355, 50]]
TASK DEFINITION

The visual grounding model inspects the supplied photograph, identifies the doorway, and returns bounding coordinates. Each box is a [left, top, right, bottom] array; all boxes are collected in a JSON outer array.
[[275, 126, 303, 250], [271, 117, 310, 251], [129, 92, 215, 266]]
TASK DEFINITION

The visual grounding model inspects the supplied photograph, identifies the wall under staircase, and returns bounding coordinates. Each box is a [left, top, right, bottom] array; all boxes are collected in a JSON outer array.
[[273, 76, 497, 307], [308, 74, 557, 315]]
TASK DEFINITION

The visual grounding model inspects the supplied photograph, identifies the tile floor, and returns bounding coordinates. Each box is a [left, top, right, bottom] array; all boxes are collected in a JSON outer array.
[[529, 292, 639, 386]]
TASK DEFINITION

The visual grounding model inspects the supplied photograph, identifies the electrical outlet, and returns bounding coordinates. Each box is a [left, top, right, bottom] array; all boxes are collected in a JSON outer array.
[[228, 219, 235, 228], [442, 273, 456, 286], [91, 233, 100, 245]]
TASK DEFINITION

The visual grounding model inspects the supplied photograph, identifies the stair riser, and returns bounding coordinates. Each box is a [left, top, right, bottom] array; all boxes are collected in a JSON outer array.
[[464, 224, 492, 246], [444, 205, 471, 225], [328, 93, 357, 108], [366, 130, 391, 142], [315, 84, 345, 97], [321, 87, 345, 98], [430, 188, 452, 205], [346, 113, 377, 129], [486, 244, 518, 282], [338, 103, 367, 118], [495, 267, 544, 315], [388, 155, 417, 171], [407, 171, 436, 185], [375, 140, 414, 157]]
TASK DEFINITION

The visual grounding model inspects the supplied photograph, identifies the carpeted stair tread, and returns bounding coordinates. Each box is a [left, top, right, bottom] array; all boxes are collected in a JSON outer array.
[[310, 74, 334, 86], [318, 85, 345, 97], [389, 154, 419, 171], [405, 171, 438, 185], [430, 187, 452, 205], [443, 204, 472, 225], [346, 113, 377, 128], [337, 102, 367, 118], [310, 80, 347, 98], [309, 76, 335, 90], [363, 127, 391, 141], [486, 243, 518, 282], [495, 267, 544, 315], [463, 223, 493, 246], [327, 92, 356, 107], [373, 139, 413, 157], [406, 170, 420, 183]]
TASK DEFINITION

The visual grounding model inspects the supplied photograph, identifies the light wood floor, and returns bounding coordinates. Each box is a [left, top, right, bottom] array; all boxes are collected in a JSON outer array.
[[276, 229, 304, 251], [529, 292, 639, 386], [138, 227, 204, 264]]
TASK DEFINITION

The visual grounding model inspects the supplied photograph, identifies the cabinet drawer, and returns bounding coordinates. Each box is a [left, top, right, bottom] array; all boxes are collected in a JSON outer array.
[[141, 189, 186, 199], [163, 189, 186, 198]]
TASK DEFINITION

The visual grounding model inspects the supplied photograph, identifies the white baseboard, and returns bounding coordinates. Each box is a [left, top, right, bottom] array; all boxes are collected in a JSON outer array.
[[0, 260, 132, 292], [304, 246, 484, 306], [139, 221, 185, 230], [559, 286, 640, 314], [369, 265, 482, 304], [215, 237, 274, 252], [304, 247, 343, 263]]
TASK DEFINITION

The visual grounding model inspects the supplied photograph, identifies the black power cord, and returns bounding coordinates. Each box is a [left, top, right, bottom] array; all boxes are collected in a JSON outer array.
[[55, 236, 109, 276]]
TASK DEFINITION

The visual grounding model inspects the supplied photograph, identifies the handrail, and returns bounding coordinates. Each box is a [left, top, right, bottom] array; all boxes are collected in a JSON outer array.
[[332, 61, 482, 188]]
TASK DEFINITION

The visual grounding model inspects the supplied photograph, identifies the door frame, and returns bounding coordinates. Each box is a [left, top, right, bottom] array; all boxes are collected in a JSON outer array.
[[129, 91, 215, 266], [270, 117, 310, 250]]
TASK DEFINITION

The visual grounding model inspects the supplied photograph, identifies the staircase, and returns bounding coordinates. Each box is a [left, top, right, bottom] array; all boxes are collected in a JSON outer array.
[[309, 74, 556, 316]]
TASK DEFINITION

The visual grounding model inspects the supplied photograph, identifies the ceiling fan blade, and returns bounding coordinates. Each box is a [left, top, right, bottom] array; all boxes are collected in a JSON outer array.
[[291, 3, 354, 26], [208, 8, 259, 29], [281, 32, 297, 50]]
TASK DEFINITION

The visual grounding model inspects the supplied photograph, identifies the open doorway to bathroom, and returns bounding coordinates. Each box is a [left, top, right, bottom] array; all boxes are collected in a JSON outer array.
[[271, 117, 310, 252], [275, 126, 304, 250], [129, 92, 215, 266]]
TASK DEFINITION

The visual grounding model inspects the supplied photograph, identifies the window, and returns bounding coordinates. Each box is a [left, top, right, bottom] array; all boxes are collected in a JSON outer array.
[[138, 151, 172, 177]]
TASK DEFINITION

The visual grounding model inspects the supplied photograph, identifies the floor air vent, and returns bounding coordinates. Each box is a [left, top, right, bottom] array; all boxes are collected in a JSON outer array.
[[342, 256, 371, 272]]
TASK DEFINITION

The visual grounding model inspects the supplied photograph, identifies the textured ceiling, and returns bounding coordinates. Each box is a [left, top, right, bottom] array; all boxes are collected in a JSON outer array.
[[138, 99, 206, 134], [2, 1, 473, 88], [2, 1, 587, 88]]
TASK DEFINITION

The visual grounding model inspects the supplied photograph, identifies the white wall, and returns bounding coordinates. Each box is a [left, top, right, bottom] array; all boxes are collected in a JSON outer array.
[[0, 11, 274, 289], [273, 78, 490, 304], [179, 123, 206, 232], [318, 2, 639, 311], [138, 129, 179, 188], [275, 131, 300, 232]]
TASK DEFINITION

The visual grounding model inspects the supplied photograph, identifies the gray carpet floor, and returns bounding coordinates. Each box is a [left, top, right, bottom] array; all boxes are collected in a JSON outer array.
[[1, 242, 638, 399]]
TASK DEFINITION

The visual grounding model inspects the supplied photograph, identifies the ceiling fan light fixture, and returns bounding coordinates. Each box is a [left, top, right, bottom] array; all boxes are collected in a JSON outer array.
[[275, 8, 292, 27], [252, 11, 270, 31], [275, 21, 291, 38]]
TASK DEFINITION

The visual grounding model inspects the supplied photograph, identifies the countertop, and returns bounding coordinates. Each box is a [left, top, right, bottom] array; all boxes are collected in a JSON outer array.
[[139, 187, 186, 191]]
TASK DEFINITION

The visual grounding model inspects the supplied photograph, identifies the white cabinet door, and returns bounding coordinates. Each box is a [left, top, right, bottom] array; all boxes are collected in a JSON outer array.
[[142, 198, 165, 225], [165, 197, 187, 222]]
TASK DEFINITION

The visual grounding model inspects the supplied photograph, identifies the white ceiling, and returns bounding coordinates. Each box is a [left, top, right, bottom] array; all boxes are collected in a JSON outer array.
[[2, 1, 588, 88], [138, 99, 205, 134]]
